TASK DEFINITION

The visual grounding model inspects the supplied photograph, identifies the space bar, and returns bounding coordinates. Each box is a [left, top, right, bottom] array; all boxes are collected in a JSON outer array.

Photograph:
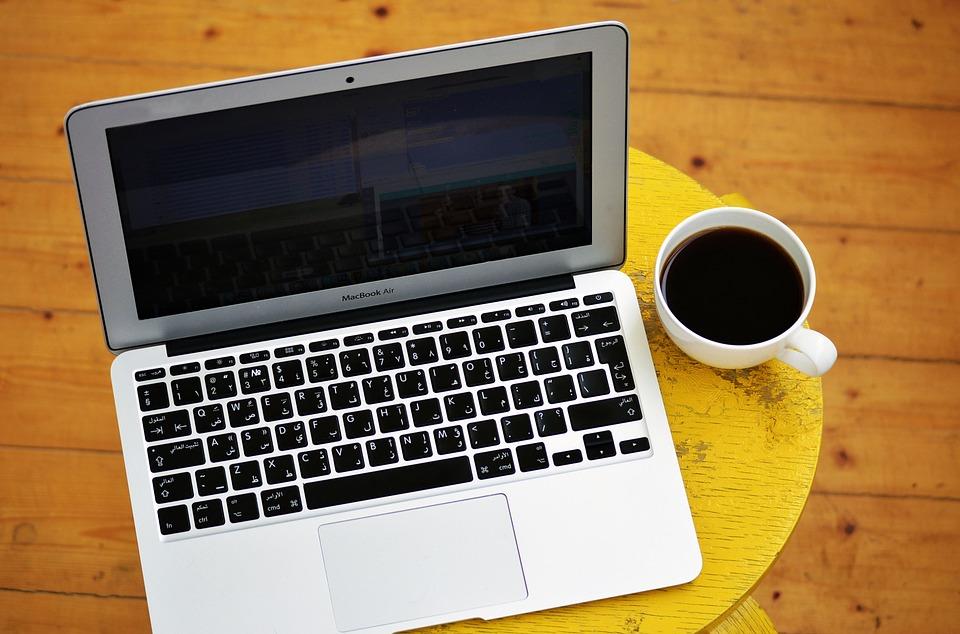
[[304, 457, 474, 509]]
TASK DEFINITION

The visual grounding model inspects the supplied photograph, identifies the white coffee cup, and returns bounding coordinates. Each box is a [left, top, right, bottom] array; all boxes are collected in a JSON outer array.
[[653, 207, 837, 377]]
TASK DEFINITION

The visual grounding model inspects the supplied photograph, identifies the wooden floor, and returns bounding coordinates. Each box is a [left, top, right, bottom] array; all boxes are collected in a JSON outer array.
[[1, 1, 958, 632]]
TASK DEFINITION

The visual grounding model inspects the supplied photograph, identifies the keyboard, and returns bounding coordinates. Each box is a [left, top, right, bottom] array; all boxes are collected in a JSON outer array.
[[135, 290, 653, 538]]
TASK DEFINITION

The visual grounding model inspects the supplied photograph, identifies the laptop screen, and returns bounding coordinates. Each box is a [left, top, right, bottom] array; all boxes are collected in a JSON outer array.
[[107, 53, 593, 320]]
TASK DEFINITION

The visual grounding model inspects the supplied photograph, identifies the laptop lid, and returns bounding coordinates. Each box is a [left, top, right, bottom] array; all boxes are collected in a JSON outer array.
[[66, 22, 628, 352]]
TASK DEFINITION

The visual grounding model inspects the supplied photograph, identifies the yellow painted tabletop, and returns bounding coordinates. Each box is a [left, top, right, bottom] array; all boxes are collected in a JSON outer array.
[[417, 149, 823, 633]]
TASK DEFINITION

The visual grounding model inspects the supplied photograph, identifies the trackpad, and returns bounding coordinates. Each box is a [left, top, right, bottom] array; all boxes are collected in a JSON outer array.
[[318, 495, 527, 632]]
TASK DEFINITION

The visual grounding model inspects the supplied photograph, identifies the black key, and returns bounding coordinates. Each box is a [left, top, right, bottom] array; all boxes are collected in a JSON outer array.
[[261, 486, 303, 517], [534, 408, 567, 437], [344, 333, 374, 346], [306, 354, 339, 383], [274, 344, 305, 358], [378, 327, 408, 340], [544, 375, 577, 404], [476, 386, 509, 416], [443, 392, 477, 421], [206, 433, 240, 462], [413, 321, 443, 334], [361, 376, 394, 404], [394, 370, 426, 399], [292, 386, 328, 418], [411, 398, 443, 427], [227, 398, 260, 427], [474, 448, 515, 480], [376, 404, 409, 433], [620, 437, 651, 454], [193, 404, 225, 433], [241, 426, 273, 456], [400, 431, 433, 461], [529, 347, 562, 375], [538, 315, 571, 343], [158, 505, 191, 535], [562, 341, 595, 369], [299, 448, 331, 478], [238, 365, 271, 394], [446, 316, 477, 329], [596, 335, 636, 392], [433, 425, 466, 454], [515, 303, 545, 317], [142, 410, 191, 442], [429, 364, 462, 392], [147, 439, 204, 473], [568, 395, 643, 431], [204, 372, 237, 400], [152, 472, 193, 504], [462, 358, 495, 387], [275, 421, 308, 451], [501, 414, 534, 443], [261, 393, 294, 421], [505, 320, 538, 348], [264, 454, 297, 484], [439, 332, 472, 360], [329, 381, 361, 410], [343, 410, 376, 438], [553, 449, 583, 466], [332, 443, 364, 472], [205, 356, 235, 370], [195, 466, 228, 496], [272, 360, 305, 388], [309, 338, 340, 352], [192, 499, 225, 529], [583, 292, 614, 305], [373, 343, 405, 372], [226, 493, 260, 523], [239, 350, 270, 364], [308, 416, 341, 445], [230, 460, 263, 489], [135, 367, 165, 382], [137, 382, 169, 411], [578, 369, 611, 398], [472, 326, 505, 354], [467, 419, 500, 449], [170, 362, 201, 376], [406, 337, 439, 365], [366, 437, 399, 467], [571, 307, 621, 337], [304, 456, 473, 508], [510, 380, 544, 409], [516, 442, 549, 472], [584, 430, 617, 460], [496, 352, 528, 381], [481, 309, 511, 323], [549, 298, 579, 311]]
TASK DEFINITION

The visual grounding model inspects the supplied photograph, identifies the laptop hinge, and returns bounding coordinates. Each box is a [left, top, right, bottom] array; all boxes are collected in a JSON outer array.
[[165, 274, 576, 357]]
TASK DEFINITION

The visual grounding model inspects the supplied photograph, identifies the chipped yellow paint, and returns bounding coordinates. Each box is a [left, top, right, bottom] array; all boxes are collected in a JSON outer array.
[[414, 150, 821, 633]]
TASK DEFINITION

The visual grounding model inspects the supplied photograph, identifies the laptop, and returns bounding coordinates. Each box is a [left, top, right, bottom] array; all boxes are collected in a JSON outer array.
[[66, 21, 701, 633]]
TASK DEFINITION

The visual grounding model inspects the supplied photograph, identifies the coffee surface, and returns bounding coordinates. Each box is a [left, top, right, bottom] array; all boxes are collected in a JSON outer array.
[[661, 227, 805, 345]]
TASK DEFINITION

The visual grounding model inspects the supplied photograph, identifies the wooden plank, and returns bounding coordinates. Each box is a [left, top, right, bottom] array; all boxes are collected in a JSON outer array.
[[0, 591, 148, 634], [0, 447, 144, 597], [0, 0, 958, 107], [755, 493, 960, 634], [4, 58, 960, 231]]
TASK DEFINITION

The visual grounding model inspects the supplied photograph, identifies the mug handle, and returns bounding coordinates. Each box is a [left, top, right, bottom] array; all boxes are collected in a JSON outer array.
[[776, 328, 837, 377]]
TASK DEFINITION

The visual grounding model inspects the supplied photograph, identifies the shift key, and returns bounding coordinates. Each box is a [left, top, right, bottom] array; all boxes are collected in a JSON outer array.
[[568, 395, 642, 431], [147, 438, 205, 473]]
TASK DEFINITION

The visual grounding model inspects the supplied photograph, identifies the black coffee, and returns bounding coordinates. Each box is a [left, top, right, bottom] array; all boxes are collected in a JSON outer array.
[[661, 227, 805, 345]]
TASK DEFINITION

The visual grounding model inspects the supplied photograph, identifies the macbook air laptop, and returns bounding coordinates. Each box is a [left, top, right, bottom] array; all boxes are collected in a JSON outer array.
[[66, 21, 701, 633]]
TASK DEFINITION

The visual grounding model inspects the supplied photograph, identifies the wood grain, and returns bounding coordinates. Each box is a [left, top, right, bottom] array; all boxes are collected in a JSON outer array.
[[708, 597, 776, 634], [0, 591, 149, 634], [0, 0, 957, 106]]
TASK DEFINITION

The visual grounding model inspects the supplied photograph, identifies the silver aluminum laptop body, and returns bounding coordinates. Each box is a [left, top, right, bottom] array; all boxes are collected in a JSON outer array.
[[67, 22, 701, 633]]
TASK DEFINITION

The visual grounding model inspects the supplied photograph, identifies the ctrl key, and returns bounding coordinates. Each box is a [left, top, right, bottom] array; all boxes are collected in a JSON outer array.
[[192, 499, 225, 529], [158, 505, 190, 535]]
